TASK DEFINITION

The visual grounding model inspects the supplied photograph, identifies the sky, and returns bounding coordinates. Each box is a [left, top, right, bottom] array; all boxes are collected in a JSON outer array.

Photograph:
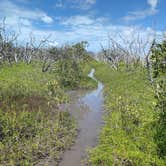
[[0, 0, 165, 52]]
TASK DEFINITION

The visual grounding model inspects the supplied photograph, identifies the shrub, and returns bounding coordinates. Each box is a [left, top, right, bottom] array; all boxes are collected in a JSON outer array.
[[0, 109, 76, 165], [46, 79, 68, 106], [151, 41, 166, 159], [57, 59, 83, 88]]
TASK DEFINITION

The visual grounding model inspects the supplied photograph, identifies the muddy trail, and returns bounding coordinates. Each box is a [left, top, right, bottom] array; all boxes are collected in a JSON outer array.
[[59, 69, 104, 166]]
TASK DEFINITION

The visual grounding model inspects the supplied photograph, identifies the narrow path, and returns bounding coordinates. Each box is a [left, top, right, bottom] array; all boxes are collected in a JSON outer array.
[[59, 69, 104, 166]]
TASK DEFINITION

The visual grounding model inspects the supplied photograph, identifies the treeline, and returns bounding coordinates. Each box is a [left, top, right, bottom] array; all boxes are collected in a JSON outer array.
[[0, 19, 95, 86]]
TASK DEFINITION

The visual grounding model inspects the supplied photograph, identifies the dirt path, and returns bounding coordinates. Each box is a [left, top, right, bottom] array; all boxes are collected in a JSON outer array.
[[59, 69, 104, 166]]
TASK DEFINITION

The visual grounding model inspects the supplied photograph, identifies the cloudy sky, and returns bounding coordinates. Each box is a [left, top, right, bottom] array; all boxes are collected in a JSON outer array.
[[0, 0, 165, 51]]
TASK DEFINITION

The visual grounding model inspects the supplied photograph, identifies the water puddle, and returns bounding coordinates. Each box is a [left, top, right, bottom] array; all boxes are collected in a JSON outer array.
[[59, 69, 104, 166]]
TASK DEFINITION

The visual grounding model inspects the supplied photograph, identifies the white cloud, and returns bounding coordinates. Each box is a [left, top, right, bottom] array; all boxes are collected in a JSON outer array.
[[54, 15, 161, 52], [123, 0, 158, 22], [0, 0, 163, 53], [148, 0, 158, 9], [55, 0, 96, 9], [123, 8, 157, 22], [49, 41, 59, 47], [1, 14, 161, 52], [70, 0, 96, 10], [0, 0, 53, 24], [62, 15, 95, 26], [85, 0, 96, 5], [19, 18, 32, 26], [41, 15, 53, 24]]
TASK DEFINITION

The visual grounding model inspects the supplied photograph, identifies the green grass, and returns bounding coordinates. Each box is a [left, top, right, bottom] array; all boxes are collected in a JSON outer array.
[[88, 61, 165, 165], [0, 63, 55, 103], [0, 62, 96, 109], [0, 62, 77, 165], [0, 61, 95, 165]]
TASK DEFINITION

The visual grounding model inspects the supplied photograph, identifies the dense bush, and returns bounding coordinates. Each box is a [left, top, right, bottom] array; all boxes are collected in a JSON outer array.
[[54, 42, 91, 88], [151, 41, 166, 159], [57, 59, 83, 88], [151, 41, 166, 80]]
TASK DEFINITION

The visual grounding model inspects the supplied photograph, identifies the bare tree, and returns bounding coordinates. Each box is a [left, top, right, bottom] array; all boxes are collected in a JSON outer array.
[[0, 18, 18, 65], [100, 32, 152, 71], [21, 34, 51, 65]]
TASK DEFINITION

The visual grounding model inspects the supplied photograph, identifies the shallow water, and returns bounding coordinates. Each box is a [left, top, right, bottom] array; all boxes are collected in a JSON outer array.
[[59, 69, 104, 166], [36, 69, 104, 166]]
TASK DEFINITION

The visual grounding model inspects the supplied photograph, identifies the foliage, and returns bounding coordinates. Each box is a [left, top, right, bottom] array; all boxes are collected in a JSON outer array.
[[151, 40, 166, 159], [57, 59, 83, 88], [55, 41, 95, 89], [46, 79, 68, 106], [88, 61, 165, 165], [0, 63, 77, 165], [0, 63, 54, 111], [151, 41, 166, 80], [0, 109, 76, 165]]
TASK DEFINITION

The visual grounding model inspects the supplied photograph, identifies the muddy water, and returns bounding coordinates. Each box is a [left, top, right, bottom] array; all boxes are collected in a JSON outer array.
[[59, 69, 104, 166]]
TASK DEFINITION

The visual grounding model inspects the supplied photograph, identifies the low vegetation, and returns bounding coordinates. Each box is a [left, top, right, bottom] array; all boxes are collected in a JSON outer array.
[[0, 22, 96, 165], [0, 18, 165, 166], [0, 60, 96, 165], [151, 41, 166, 160], [0, 107, 75, 166], [88, 39, 166, 165], [0, 63, 73, 165]]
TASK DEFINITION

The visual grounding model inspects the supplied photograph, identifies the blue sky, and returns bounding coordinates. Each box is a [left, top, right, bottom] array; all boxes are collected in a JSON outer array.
[[0, 0, 165, 51]]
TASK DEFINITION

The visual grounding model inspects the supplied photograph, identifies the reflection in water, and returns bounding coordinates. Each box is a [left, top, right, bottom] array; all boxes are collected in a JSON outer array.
[[59, 69, 104, 166], [38, 69, 104, 166]]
